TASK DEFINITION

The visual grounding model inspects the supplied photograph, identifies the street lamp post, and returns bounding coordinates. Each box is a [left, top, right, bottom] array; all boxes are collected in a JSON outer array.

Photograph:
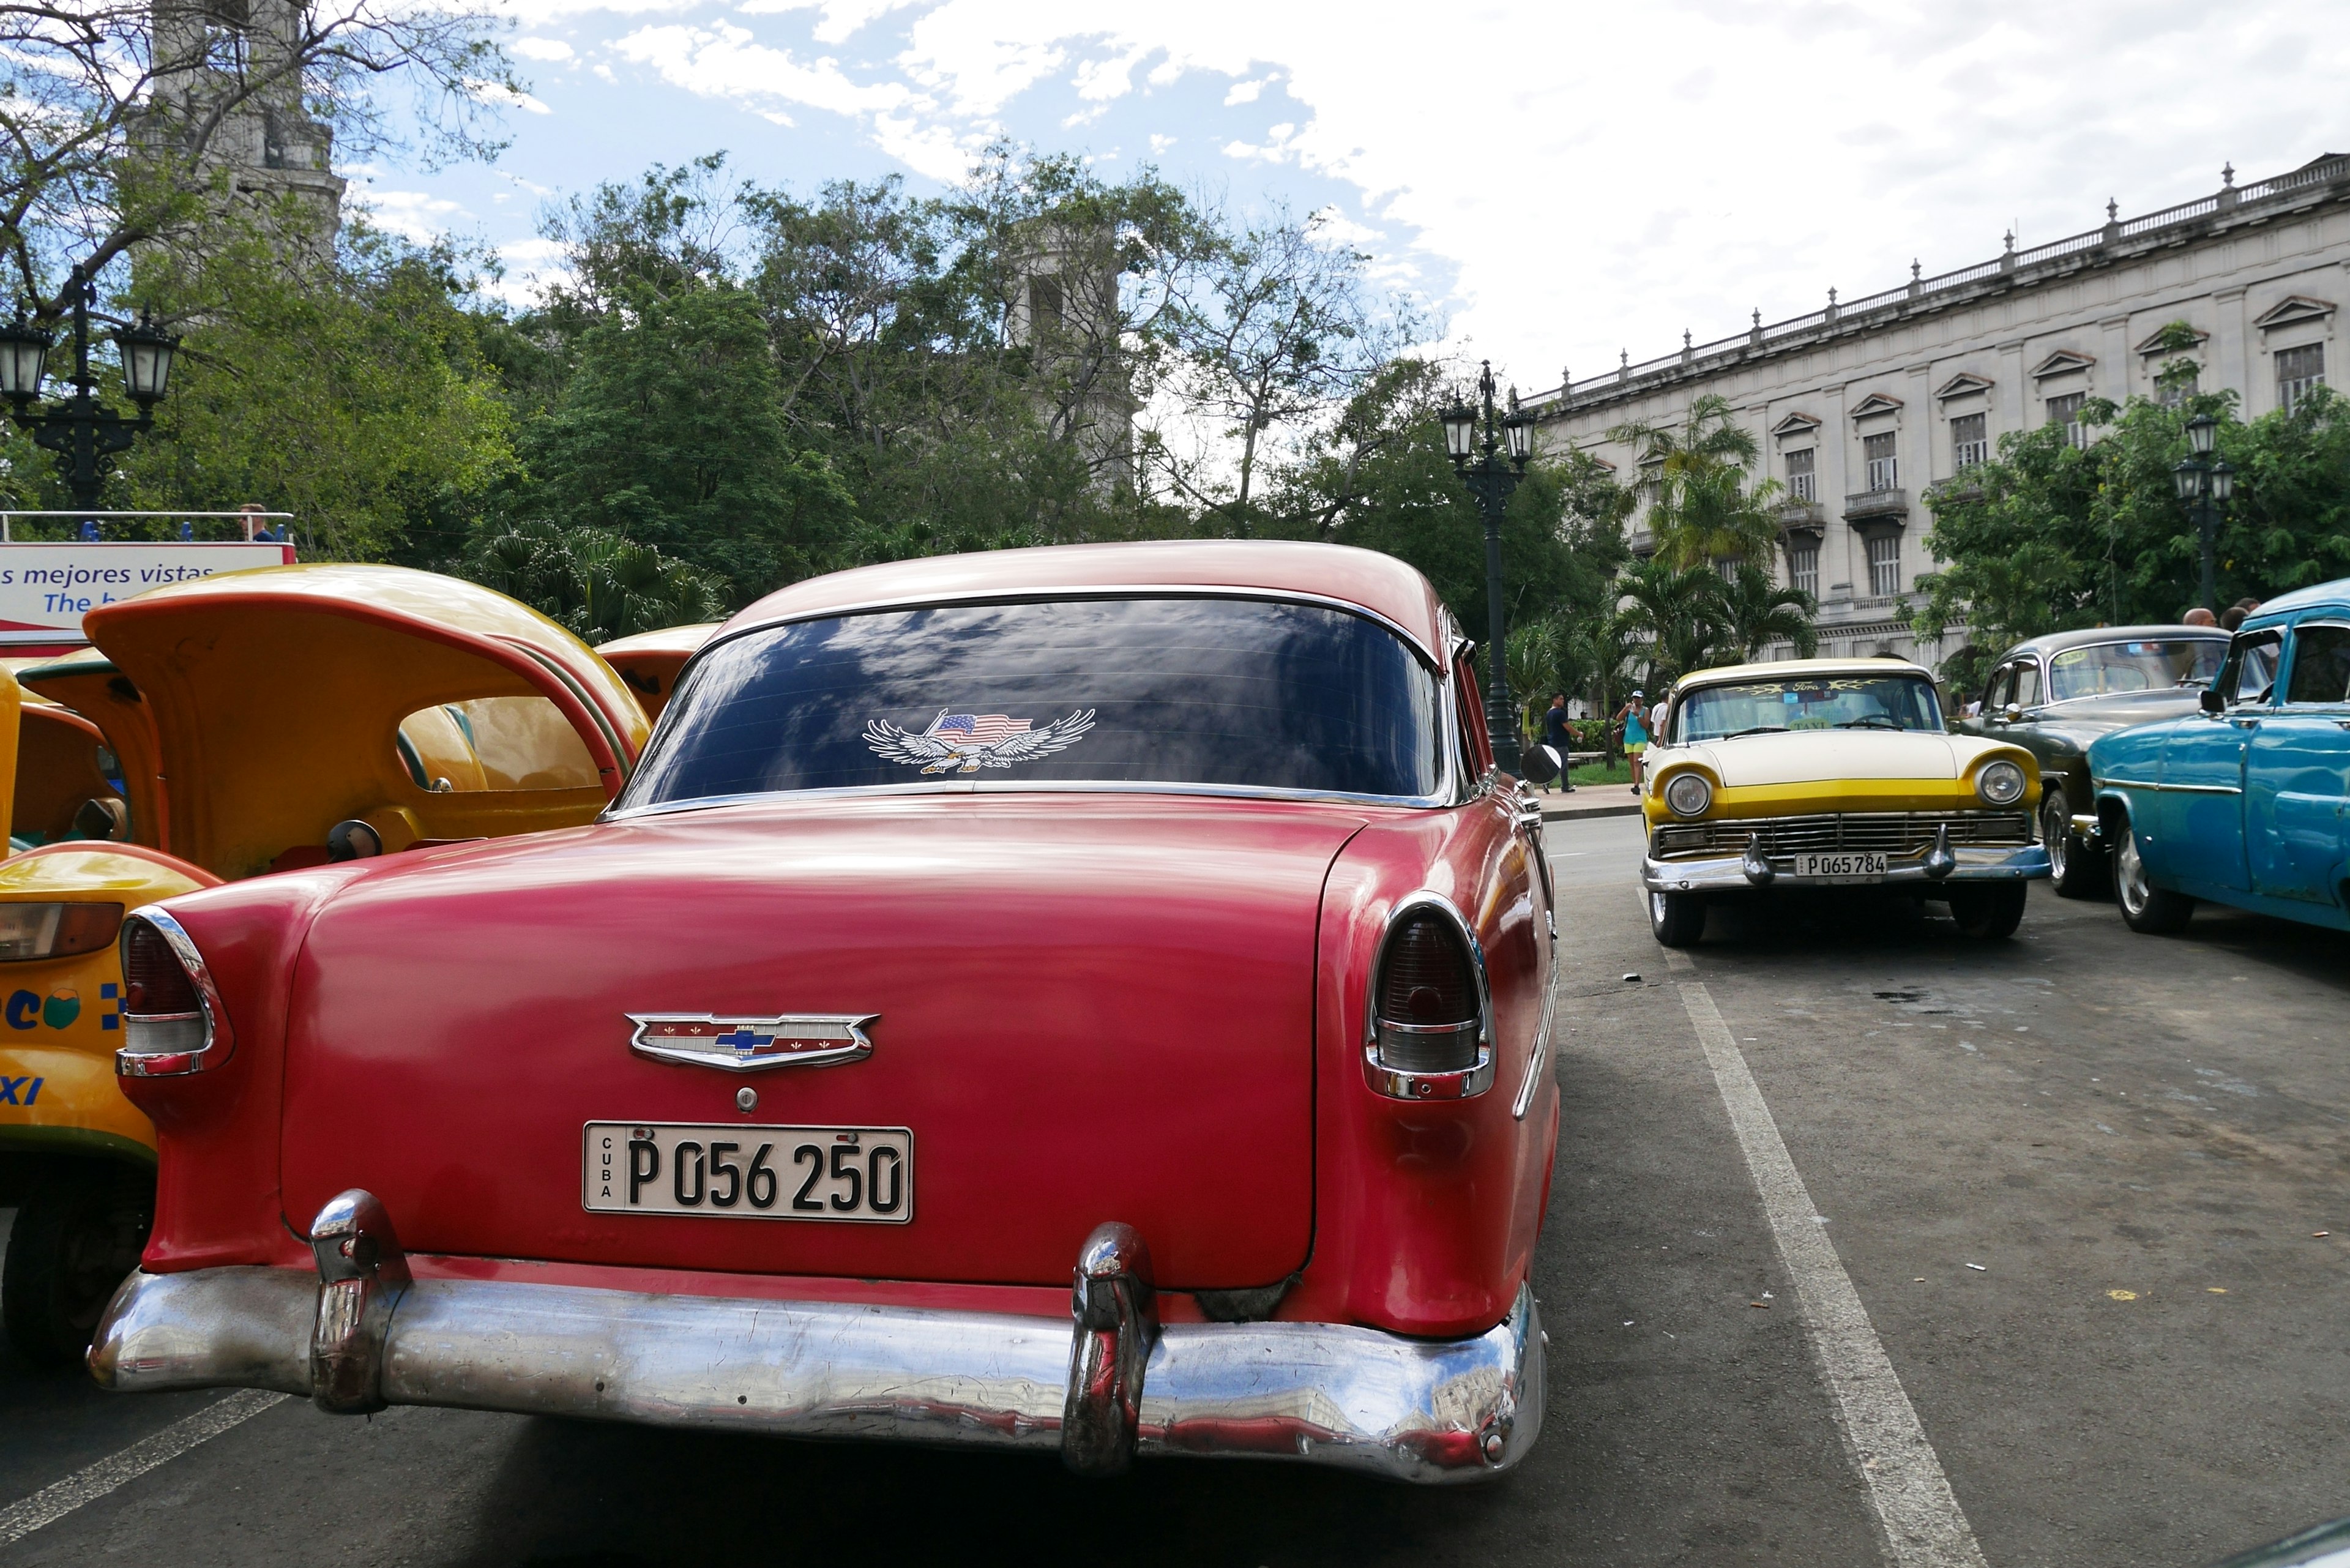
[[0, 264, 181, 520], [1440, 360, 1535, 774], [2170, 413, 2234, 612]]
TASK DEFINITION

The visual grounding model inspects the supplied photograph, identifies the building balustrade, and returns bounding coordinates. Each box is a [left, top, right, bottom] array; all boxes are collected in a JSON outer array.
[[1843, 488, 1909, 523]]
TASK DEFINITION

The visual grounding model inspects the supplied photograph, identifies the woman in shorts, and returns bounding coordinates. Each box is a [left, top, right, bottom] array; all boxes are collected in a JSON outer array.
[[1615, 691, 1651, 793]]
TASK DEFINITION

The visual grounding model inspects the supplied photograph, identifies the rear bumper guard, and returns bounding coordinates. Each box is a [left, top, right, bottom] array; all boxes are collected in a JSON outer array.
[[91, 1193, 1543, 1485]]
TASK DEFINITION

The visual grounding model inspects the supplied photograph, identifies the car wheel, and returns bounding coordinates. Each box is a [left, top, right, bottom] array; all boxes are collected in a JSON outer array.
[[1, 1164, 154, 1366], [1649, 889, 1706, 947], [1947, 883, 2028, 939], [2042, 789, 2108, 899], [2114, 826, 2195, 935]]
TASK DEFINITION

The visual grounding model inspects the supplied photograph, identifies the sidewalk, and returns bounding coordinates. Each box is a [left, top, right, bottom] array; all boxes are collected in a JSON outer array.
[[1535, 790, 1644, 823]]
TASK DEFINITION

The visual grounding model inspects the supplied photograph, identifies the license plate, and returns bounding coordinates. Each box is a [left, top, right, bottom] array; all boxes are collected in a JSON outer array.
[[582, 1122, 912, 1223], [1793, 852, 1888, 882]]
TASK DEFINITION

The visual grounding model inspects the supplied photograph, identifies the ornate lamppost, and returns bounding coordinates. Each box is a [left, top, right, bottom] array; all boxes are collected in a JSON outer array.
[[1440, 361, 1535, 774], [2170, 413, 2234, 612], [0, 263, 181, 518]]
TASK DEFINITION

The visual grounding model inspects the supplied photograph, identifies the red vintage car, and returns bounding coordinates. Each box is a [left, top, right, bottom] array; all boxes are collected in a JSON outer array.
[[88, 542, 1559, 1482]]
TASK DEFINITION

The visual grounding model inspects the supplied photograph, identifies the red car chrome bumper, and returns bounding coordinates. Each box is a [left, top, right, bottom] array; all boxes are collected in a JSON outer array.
[[90, 1190, 1545, 1484]]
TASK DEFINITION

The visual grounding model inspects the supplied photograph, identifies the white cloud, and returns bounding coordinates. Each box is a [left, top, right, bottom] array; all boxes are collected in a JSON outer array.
[[505, 0, 701, 25], [376, 0, 2350, 391], [356, 190, 467, 242], [512, 37, 577, 62], [465, 78, 553, 114], [614, 22, 914, 116], [734, 0, 922, 42]]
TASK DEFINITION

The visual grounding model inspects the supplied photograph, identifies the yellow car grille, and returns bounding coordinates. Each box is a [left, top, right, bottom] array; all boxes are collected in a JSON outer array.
[[1652, 812, 2034, 860]]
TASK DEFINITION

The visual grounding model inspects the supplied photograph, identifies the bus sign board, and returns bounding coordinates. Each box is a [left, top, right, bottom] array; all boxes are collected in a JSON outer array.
[[0, 540, 297, 646]]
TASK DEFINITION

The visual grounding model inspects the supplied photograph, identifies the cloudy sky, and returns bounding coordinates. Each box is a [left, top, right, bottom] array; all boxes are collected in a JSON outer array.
[[372, 0, 2349, 398]]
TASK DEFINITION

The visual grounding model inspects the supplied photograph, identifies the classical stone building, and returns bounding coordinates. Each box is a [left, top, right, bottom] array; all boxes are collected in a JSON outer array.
[[1529, 152, 2350, 670]]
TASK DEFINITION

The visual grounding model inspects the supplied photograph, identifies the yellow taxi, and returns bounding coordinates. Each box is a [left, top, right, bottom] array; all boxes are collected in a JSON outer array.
[[0, 565, 649, 1362], [1639, 657, 2050, 947]]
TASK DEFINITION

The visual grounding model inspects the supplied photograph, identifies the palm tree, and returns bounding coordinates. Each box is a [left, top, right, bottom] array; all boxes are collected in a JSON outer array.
[[459, 520, 726, 642], [1610, 393, 1786, 569], [1715, 559, 1818, 661], [1613, 555, 1726, 689]]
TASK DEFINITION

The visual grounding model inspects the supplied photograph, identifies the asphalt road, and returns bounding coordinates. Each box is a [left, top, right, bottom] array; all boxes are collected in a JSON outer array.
[[3, 812, 2346, 1566]]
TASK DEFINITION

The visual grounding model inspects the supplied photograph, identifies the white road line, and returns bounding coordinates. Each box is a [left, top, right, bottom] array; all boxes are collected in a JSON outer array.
[[1677, 982, 1988, 1568], [0, 1388, 286, 1547]]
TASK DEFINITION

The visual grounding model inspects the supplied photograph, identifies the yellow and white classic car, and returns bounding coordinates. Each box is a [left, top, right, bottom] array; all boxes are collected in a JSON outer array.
[[1639, 658, 2050, 947]]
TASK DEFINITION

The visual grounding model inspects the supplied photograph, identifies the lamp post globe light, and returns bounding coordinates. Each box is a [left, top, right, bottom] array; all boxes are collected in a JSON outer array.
[[2170, 412, 2231, 611], [0, 263, 181, 520], [1439, 359, 1534, 774]]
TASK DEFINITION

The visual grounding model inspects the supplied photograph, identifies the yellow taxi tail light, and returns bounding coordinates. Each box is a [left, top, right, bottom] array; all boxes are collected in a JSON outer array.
[[0, 900, 124, 963]]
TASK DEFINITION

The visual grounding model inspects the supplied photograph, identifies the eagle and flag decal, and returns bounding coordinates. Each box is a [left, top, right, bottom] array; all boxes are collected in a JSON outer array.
[[864, 707, 1095, 774]]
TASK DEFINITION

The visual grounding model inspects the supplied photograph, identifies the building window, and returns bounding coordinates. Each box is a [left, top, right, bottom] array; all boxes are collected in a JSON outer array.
[[1950, 413, 1988, 471], [2046, 391, 2087, 448], [2278, 344, 2326, 412], [1028, 275, 1064, 329], [2156, 366, 2200, 407], [1785, 446, 1816, 502], [1788, 542, 1819, 597], [1862, 431, 1898, 491], [1866, 533, 1901, 597]]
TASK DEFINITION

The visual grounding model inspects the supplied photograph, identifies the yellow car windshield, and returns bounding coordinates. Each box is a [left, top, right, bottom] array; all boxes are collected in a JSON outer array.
[[1674, 676, 1943, 742]]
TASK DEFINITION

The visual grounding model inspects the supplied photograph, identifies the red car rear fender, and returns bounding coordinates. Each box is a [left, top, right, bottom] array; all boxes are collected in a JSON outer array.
[[1292, 793, 1555, 1338], [120, 867, 370, 1274]]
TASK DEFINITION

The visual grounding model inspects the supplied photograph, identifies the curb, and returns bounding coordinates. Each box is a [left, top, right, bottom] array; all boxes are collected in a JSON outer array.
[[1539, 797, 1646, 822]]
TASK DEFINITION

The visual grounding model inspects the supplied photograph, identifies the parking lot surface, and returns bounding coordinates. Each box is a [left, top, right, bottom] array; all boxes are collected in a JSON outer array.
[[2, 812, 2344, 1566]]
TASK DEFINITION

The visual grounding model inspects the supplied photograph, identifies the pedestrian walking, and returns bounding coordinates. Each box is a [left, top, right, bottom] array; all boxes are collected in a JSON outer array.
[[1614, 691, 1652, 793], [1543, 693, 1576, 793]]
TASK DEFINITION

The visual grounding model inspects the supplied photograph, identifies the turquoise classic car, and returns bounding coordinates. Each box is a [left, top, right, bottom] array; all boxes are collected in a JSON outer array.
[[2087, 579, 2350, 935]]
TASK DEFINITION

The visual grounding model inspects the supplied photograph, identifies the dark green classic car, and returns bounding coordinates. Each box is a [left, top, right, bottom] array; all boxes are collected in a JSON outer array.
[[1952, 625, 2228, 897]]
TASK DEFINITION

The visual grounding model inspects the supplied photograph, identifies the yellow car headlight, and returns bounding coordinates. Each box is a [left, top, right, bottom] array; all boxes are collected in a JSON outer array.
[[1977, 760, 2028, 807], [1663, 772, 1714, 818]]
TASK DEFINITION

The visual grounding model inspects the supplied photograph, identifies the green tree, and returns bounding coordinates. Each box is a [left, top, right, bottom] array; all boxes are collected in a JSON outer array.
[[457, 520, 724, 642], [1609, 393, 1783, 568], [518, 282, 857, 606], [1716, 559, 1819, 661], [1915, 384, 2350, 673], [1613, 556, 1727, 688], [66, 226, 515, 559]]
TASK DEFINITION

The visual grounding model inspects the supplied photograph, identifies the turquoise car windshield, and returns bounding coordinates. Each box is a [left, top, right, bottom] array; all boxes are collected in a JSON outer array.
[[1673, 676, 1943, 742], [2046, 638, 2225, 701]]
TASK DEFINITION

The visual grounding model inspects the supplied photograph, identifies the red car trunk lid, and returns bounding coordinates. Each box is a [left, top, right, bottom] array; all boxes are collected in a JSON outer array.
[[277, 796, 1360, 1289]]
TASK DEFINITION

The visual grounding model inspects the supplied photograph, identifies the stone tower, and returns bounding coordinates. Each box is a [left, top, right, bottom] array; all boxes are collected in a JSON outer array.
[[145, 0, 346, 259]]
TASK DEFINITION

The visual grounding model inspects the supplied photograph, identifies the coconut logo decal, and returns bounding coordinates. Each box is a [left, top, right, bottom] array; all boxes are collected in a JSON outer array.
[[864, 707, 1095, 775]]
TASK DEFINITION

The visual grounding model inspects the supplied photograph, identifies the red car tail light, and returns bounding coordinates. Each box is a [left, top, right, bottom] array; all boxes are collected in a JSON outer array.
[[1365, 897, 1491, 1098], [0, 900, 123, 961], [118, 911, 234, 1077]]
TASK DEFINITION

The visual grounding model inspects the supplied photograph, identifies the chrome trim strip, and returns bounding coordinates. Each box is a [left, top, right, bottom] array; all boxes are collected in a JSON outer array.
[[603, 775, 1453, 824], [114, 907, 235, 1077], [1362, 890, 1498, 1102], [2104, 778, 2240, 796], [713, 584, 1444, 670], [91, 1267, 1545, 1485], [1512, 966, 1558, 1121]]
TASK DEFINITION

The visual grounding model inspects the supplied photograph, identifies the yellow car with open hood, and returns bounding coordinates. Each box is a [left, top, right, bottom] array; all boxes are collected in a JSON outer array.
[[1639, 657, 2050, 947]]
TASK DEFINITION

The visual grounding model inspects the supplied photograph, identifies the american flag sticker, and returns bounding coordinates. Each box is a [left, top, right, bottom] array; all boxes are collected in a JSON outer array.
[[932, 712, 1031, 745], [863, 705, 1097, 774]]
